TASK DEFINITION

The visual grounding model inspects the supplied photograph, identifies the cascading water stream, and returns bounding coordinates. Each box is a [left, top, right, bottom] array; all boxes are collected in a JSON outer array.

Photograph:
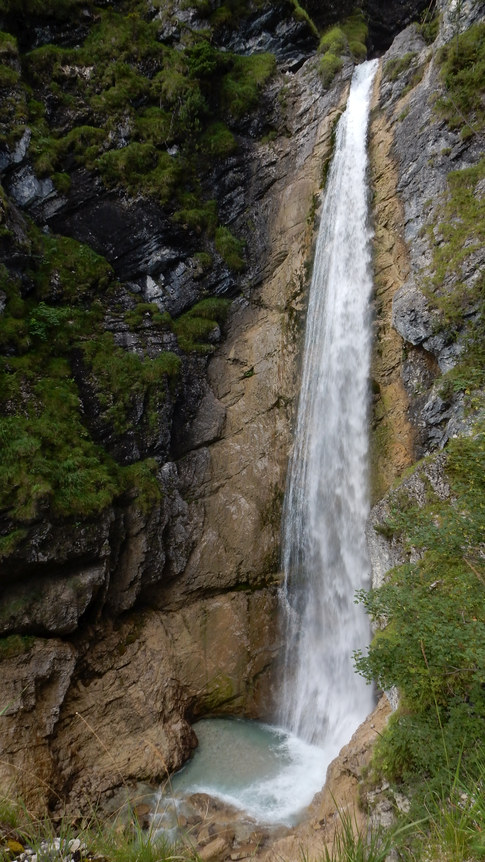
[[278, 58, 378, 756], [156, 59, 378, 828]]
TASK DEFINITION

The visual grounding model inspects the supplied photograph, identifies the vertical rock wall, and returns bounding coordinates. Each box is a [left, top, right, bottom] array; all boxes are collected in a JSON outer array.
[[368, 0, 484, 585], [0, 54, 351, 814]]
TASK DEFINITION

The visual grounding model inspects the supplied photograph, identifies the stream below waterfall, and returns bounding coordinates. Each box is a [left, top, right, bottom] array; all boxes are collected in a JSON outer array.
[[155, 58, 378, 830]]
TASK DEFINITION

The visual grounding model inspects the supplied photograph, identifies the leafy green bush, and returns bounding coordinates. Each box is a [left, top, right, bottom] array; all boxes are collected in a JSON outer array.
[[341, 8, 368, 53], [0, 29, 18, 57], [90, 63, 150, 114], [28, 302, 71, 341], [186, 40, 228, 79], [0, 359, 120, 520], [418, 12, 440, 45], [98, 146, 181, 204], [193, 251, 213, 274], [289, 0, 319, 38], [25, 43, 74, 84], [124, 302, 171, 329], [134, 107, 172, 147], [423, 159, 485, 393], [173, 196, 218, 234], [119, 458, 161, 514], [0, 64, 19, 87], [319, 26, 347, 55], [355, 431, 485, 794], [200, 121, 237, 157], [80, 9, 162, 66]]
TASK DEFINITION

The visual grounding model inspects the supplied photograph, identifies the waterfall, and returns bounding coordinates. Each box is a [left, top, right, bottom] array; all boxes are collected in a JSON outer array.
[[278, 60, 378, 756], [157, 60, 380, 829]]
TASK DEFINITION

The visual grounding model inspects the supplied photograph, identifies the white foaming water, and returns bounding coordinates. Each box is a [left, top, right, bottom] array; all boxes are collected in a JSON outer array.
[[156, 60, 378, 829], [278, 59, 378, 758], [168, 718, 328, 825]]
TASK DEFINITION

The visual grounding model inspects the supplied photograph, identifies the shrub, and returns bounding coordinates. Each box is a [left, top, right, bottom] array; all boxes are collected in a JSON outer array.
[[422, 159, 485, 392], [0, 361, 120, 520], [80, 9, 162, 66], [173, 197, 218, 234], [90, 63, 150, 114], [318, 10, 368, 87], [289, 0, 319, 38], [186, 40, 227, 79], [124, 302, 171, 329], [355, 430, 485, 795], [28, 302, 71, 342], [319, 26, 347, 55], [0, 30, 18, 58], [98, 142, 158, 187], [134, 107, 172, 146]]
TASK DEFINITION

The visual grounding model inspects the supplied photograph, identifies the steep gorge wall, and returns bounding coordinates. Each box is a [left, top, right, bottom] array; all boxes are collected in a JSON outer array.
[[368, 0, 484, 575], [0, 2, 352, 812], [1, 0, 479, 825]]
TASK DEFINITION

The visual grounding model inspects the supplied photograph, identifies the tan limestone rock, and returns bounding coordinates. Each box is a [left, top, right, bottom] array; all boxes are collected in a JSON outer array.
[[0, 639, 76, 811], [369, 63, 415, 503]]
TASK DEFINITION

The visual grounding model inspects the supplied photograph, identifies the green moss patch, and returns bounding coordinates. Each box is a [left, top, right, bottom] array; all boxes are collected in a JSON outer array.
[[214, 226, 245, 271], [383, 52, 417, 81], [220, 52, 276, 119], [82, 333, 181, 435], [0, 357, 120, 520], [31, 231, 114, 303], [173, 297, 231, 352], [318, 9, 368, 87], [436, 22, 485, 137], [0, 220, 184, 529]]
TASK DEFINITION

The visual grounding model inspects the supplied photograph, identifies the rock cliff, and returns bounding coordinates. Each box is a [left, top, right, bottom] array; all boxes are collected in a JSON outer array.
[[368, 0, 484, 575], [0, 0, 482, 839], [0, 0, 354, 814]]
